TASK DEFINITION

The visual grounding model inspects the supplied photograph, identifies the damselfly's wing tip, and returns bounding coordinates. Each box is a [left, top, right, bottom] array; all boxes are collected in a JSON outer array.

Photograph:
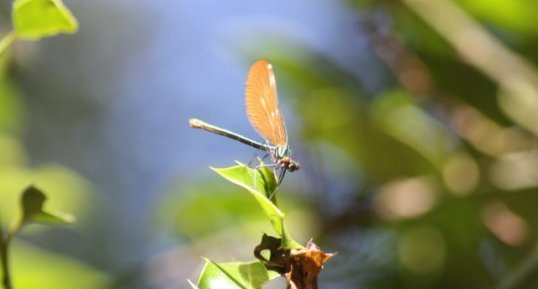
[[253, 58, 270, 66]]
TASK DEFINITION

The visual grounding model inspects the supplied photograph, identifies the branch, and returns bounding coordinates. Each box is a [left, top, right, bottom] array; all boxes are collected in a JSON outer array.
[[0, 31, 16, 57], [497, 242, 538, 289], [1, 221, 23, 289]]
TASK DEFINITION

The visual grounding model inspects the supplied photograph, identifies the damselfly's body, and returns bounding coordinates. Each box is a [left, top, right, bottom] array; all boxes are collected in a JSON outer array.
[[189, 59, 299, 182]]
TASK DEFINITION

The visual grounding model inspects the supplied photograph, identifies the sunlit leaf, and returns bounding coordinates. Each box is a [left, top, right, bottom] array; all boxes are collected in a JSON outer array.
[[212, 164, 300, 248], [12, 240, 110, 289], [21, 185, 74, 225], [12, 0, 78, 39], [196, 259, 279, 289], [454, 0, 538, 35]]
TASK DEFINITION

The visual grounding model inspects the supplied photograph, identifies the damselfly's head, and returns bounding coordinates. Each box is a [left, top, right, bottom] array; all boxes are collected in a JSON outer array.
[[274, 145, 300, 172], [278, 156, 300, 172]]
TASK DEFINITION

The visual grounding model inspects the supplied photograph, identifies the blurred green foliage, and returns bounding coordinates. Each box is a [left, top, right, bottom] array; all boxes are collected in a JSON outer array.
[[12, 240, 108, 289], [0, 1, 110, 288]]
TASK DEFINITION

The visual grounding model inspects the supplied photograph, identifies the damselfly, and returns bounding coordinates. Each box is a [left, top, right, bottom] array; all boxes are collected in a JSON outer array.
[[189, 59, 300, 183]]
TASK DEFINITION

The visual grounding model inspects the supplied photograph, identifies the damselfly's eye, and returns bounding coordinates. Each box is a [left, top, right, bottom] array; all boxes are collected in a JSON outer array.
[[288, 161, 300, 172], [278, 157, 300, 172]]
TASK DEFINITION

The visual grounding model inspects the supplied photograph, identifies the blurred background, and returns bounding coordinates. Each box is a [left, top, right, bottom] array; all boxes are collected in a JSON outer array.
[[0, 0, 537, 288]]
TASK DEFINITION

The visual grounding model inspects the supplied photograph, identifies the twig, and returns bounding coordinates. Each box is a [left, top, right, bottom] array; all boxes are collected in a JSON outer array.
[[1, 221, 23, 289], [0, 31, 16, 57], [0, 221, 6, 289], [497, 242, 538, 289]]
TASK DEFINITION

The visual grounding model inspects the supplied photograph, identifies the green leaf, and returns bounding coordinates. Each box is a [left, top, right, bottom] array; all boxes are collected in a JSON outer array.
[[0, 165, 93, 227], [21, 185, 74, 224], [12, 240, 111, 289], [12, 0, 78, 39], [212, 164, 300, 248], [196, 259, 279, 289]]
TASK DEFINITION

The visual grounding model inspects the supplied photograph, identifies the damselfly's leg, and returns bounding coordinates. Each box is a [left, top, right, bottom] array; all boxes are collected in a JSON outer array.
[[278, 168, 287, 186], [248, 144, 272, 168]]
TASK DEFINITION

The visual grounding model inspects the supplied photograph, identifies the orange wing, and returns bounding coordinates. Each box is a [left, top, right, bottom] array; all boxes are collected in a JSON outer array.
[[245, 59, 288, 146]]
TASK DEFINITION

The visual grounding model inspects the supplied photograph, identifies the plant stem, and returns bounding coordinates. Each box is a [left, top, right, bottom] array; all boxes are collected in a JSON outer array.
[[0, 31, 17, 57], [0, 224, 4, 289], [1, 221, 23, 289], [0, 222, 10, 289], [498, 242, 538, 289]]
